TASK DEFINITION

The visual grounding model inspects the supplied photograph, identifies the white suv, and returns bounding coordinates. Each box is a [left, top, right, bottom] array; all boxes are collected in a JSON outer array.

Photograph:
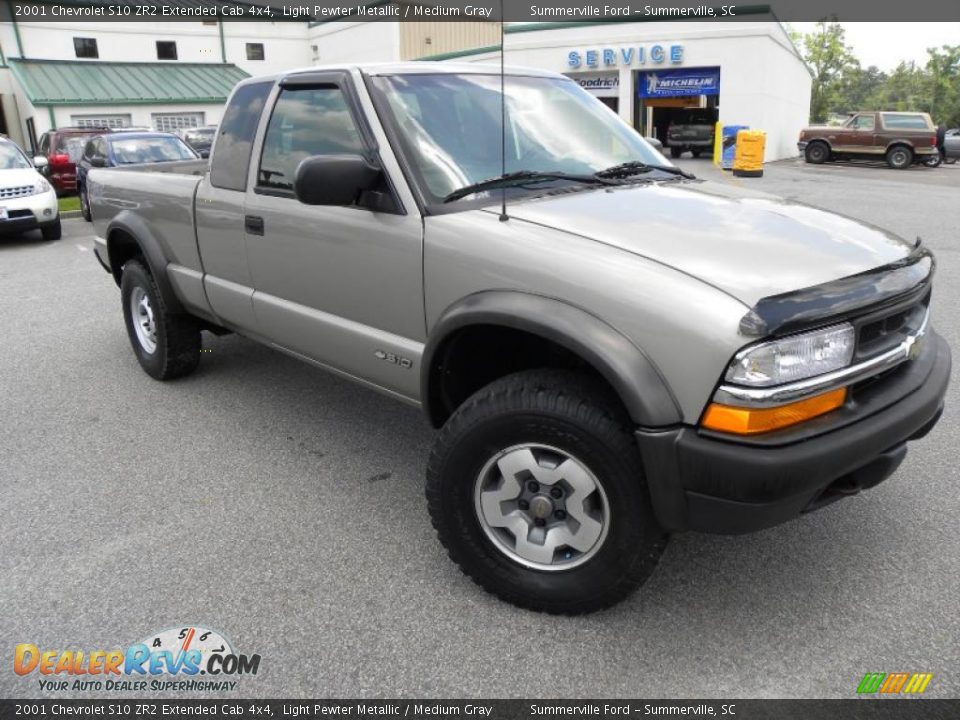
[[0, 138, 60, 241]]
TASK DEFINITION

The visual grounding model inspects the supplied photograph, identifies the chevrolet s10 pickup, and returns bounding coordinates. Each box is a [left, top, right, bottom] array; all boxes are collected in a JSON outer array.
[[89, 63, 950, 614]]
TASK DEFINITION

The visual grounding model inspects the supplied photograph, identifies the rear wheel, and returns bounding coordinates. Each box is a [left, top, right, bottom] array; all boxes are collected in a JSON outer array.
[[886, 145, 913, 170], [670, 147, 683, 159], [120, 260, 201, 380], [691, 149, 703, 158], [804, 142, 829, 164], [426, 369, 668, 614]]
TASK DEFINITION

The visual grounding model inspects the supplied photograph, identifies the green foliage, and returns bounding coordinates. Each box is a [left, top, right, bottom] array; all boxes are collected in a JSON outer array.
[[791, 22, 960, 128]]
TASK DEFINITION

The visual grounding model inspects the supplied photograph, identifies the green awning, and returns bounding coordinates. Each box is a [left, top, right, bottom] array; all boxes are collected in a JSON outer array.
[[8, 59, 249, 106]]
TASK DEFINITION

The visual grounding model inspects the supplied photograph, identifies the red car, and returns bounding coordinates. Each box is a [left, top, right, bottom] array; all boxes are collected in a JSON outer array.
[[35, 127, 112, 195]]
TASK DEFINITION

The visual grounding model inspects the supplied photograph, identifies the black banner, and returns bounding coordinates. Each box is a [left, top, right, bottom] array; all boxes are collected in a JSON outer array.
[[2, 700, 960, 720], [4, 0, 960, 22]]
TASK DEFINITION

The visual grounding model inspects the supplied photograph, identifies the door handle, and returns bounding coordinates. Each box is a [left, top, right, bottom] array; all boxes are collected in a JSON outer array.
[[245, 215, 264, 236]]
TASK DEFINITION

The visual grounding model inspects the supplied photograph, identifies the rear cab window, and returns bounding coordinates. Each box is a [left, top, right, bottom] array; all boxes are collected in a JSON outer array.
[[881, 114, 931, 130], [209, 81, 274, 192]]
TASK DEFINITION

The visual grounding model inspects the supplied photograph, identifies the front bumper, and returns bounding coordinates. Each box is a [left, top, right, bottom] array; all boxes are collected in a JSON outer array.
[[797, 141, 808, 152], [0, 190, 59, 235], [668, 138, 713, 148], [637, 331, 951, 534]]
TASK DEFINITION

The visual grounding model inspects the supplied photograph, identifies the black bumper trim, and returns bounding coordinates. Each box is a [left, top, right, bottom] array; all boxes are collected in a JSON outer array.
[[637, 332, 950, 534]]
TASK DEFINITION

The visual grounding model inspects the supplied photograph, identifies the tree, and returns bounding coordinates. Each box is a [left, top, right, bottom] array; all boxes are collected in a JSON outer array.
[[926, 45, 960, 127], [800, 20, 858, 122], [838, 65, 887, 113]]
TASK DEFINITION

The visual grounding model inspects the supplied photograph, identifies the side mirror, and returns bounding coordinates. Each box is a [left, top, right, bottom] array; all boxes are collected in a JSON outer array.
[[199, 149, 210, 159], [646, 137, 664, 152], [89, 156, 107, 168], [33, 155, 48, 169], [294, 154, 381, 206]]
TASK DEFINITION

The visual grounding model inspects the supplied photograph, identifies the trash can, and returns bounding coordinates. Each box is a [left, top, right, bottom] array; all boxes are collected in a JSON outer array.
[[720, 125, 748, 170], [733, 130, 766, 177]]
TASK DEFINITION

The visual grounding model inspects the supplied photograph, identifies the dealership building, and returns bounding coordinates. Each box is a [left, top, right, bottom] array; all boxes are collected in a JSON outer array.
[[0, 14, 811, 161], [312, 18, 812, 161]]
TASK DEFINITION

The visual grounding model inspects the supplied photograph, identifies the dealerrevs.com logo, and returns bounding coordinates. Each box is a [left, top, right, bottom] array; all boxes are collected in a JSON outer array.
[[14, 626, 261, 692]]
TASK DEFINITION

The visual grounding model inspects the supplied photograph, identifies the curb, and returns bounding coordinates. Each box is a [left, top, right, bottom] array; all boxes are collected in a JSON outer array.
[[60, 210, 82, 219]]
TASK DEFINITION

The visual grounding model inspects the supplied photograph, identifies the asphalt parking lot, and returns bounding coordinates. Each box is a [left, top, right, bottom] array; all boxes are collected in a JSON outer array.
[[2, 158, 958, 700]]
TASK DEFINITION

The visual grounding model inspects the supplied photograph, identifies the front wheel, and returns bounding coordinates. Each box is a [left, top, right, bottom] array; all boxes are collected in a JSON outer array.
[[41, 219, 61, 241], [670, 146, 683, 158], [804, 142, 829, 164], [426, 370, 668, 614], [923, 153, 942, 168], [691, 149, 703, 158], [886, 146, 913, 169], [120, 260, 201, 380]]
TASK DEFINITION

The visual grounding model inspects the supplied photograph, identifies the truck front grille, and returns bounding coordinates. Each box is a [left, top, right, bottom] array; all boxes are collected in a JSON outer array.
[[853, 292, 930, 362], [0, 185, 35, 200]]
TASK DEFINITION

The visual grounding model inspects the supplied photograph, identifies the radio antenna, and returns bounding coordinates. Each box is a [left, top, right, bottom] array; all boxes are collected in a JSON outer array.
[[498, 0, 508, 222]]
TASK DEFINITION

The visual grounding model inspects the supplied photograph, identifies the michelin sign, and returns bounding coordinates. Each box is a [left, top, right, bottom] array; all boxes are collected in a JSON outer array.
[[638, 68, 721, 97]]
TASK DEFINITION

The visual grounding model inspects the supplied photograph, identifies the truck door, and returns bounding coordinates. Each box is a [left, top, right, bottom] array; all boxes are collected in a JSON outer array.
[[242, 71, 424, 401], [844, 113, 878, 151], [195, 80, 274, 330]]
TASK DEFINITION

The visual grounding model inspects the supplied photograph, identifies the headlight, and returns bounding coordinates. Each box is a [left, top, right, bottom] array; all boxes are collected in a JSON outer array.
[[725, 323, 855, 387], [34, 178, 51, 194]]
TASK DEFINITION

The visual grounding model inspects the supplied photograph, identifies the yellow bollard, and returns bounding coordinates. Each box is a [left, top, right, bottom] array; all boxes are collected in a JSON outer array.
[[733, 130, 766, 177]]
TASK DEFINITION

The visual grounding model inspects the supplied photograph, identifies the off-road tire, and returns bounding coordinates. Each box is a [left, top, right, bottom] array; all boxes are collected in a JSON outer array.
[[804, 141, 829, 164], [426, 369, 668, 614], [120, 260, 201, 380], [670, 146, 683, 158], [886, 145, 913, 170], [691, 149, 703, 158]]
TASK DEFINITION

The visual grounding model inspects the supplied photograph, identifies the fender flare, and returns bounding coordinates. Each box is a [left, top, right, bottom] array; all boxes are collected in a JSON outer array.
[[884, 139, 917, 153], [421, 291, 682, 428], [105, 211, 184, 314]]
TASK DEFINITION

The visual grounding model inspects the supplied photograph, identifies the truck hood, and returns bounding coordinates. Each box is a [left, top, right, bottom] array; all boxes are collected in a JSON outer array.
[[491, 179, 914, 307]]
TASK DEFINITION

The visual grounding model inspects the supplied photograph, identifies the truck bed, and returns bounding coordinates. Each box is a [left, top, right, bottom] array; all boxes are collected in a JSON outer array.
[[88, 161, 207, 276]]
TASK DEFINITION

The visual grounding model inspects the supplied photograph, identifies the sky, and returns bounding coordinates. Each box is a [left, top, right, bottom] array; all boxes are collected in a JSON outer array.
[[788, 22, 960, 71]]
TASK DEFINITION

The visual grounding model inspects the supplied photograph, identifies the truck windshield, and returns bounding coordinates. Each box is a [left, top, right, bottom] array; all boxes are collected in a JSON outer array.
[[371, 73, 670, 205]]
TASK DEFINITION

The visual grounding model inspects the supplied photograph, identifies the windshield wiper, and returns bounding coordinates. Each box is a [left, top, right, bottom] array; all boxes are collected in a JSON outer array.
[[595, 161, 696, 180], [442, 171, 617, 203]]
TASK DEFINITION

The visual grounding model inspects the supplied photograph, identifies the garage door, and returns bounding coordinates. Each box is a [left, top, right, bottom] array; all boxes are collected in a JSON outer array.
[[71, 114, 132, 129], [152, 112, 205, 133]]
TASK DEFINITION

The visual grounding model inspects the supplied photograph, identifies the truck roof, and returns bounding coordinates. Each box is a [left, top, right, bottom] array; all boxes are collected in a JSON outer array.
[[239, 61, 567, 86]]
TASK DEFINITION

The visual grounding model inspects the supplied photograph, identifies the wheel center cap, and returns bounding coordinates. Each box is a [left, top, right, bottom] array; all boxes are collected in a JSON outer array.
[[528, 495, 554, 520]]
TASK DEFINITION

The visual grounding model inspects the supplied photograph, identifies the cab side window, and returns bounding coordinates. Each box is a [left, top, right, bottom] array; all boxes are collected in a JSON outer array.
[[257, 86, 365, 192], [850, 115, 875, 131]]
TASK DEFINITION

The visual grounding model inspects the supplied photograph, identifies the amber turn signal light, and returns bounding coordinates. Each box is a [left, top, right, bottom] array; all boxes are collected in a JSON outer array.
[[702, 387, 847, 435]]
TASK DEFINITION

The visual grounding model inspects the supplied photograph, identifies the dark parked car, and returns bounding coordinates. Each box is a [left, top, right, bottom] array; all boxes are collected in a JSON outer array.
[[180, 126, 218, 158], [35, 127, 111, 195], [77, 132, 199, 221], [665, 109, 716, 158]]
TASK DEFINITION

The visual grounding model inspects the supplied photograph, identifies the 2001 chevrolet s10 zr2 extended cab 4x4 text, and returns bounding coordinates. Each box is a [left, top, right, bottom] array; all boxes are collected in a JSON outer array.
[[88, 63, 950, 614]]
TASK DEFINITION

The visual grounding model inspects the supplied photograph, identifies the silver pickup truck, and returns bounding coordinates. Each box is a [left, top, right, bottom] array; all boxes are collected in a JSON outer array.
[[89, 62, 950, 614]]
